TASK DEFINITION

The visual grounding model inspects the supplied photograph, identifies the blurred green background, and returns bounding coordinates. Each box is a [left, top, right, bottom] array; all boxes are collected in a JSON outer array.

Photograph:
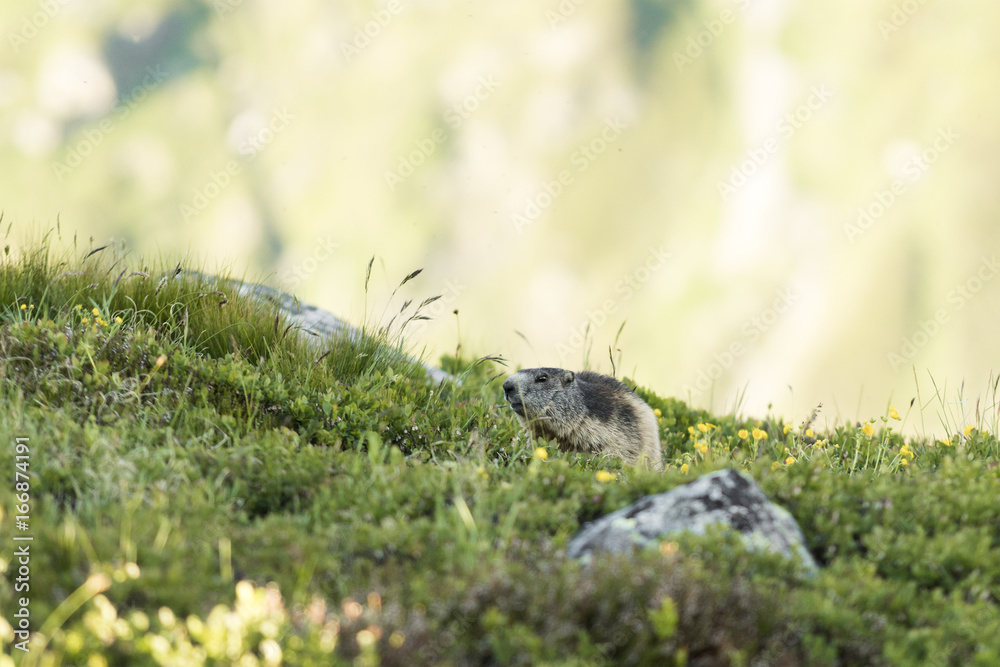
[[2, 0, 998, 434]]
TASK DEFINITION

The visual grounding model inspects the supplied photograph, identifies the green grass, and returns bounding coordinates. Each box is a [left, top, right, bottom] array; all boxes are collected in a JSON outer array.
[[3, 239, 1000, 665]]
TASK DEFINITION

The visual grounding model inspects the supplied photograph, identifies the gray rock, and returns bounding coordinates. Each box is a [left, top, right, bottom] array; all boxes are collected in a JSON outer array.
[[567, 468, 817, 570]]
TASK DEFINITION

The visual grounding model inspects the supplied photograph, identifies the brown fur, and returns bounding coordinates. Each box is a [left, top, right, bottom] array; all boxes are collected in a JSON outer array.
[[502, 368, 662, 470]]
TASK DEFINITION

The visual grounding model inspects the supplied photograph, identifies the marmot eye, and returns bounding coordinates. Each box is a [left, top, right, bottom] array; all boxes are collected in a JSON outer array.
[[535, 373, 548, 383]]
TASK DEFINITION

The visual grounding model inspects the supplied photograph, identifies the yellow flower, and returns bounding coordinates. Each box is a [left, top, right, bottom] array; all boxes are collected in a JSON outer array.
[[115, 316, 123, 324], [900, 458, 909, 466], [687, 426, 697, 436], [964, 425, 974, 438], [889, 405, 900, 420], [19, 303, 26, 310], [695, 442, 708, 454], [659, 541, 679, 556], [784, 456, 796, 465], [770, 461, 780, 471], [129, 611, 149, 632], [680, 463, 689, 475], [783, 424, 792, 435], [939, 438, 952, 447], [92, 307, 100, 316], [158, 607, 176, 628], [862, 423, 874, 437], [900, 444, 914, 459], [75, 304, 82, 310], [805, 428, 814, 438], [533, 447, 548, 461], [81, 317, 88, 324], [752, 428, 767, 441], [738, 429, 748, 439], [653, 408, 662, 417], [595, 470, 616, 482]]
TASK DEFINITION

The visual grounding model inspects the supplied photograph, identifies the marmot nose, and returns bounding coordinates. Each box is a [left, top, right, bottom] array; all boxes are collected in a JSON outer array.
[[502, 377, 515, 399]]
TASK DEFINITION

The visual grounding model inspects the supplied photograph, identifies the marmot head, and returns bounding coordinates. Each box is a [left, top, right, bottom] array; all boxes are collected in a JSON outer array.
[[502, 367, 575, 420]]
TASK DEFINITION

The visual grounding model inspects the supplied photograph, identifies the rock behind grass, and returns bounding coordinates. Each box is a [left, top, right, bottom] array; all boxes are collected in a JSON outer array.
[[567, 468, 817, 571]]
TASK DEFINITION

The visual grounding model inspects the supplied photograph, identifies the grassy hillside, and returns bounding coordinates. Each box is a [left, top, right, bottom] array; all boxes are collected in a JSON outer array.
[[2, 241, 1000, 666]]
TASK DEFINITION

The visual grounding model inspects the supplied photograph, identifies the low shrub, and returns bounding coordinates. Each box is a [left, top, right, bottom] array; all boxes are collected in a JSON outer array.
[[3, 242, 1000, 665]]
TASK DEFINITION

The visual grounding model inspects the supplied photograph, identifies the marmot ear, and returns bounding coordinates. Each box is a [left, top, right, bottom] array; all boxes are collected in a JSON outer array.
[[561, 370, 575, 385]]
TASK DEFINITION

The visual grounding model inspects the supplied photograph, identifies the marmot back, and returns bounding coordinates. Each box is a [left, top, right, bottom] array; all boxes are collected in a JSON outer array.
[[502, 367, 662, 470]]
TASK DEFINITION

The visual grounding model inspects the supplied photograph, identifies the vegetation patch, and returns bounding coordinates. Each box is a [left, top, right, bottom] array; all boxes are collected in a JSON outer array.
[[2, 240, 1000, 665]]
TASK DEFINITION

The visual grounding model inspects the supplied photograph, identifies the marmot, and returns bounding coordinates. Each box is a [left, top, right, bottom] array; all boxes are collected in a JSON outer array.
[[502, 368, 663, 470]]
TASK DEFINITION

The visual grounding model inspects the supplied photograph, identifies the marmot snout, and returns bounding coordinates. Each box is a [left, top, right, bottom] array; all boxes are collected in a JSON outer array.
[[502, 367, 662, 470]]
